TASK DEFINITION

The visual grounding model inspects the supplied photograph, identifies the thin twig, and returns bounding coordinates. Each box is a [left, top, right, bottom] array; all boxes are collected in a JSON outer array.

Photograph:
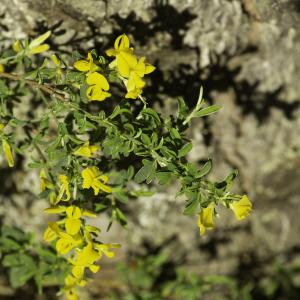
[[0, 72, 67, 101]]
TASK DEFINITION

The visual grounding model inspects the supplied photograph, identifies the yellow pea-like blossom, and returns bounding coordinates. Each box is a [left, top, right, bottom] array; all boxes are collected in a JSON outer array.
[[73, 52, 98, 74], [81, 166, 111, 195], [56, 175, 71, 203], [86, 72, 111, 101], [27, 31, 51, 55], [70, 243, 101, 279], [39, 169, 54, 192], [0, 64, 4, 73], [95, 243, 119, 258], [74, 141, 99, 158], [2, 139, 14, 168], [230, 195, 252, 220], [197, 203, 215, 235], [64, 274, 86, 300], [43, 222, 60, 242], [56, 231, 82, 255], [106, 33, 133, 57], [65, 206, 82, 236], [12, 40, 22, 53], [106, 34, 155, 99]]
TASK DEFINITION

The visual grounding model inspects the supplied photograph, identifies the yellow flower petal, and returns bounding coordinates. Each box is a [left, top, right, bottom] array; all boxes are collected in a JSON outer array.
[[2, 139, 14, 167], [230, 195, 252, 220], [65, 289, 79, 300], [89, 264, 100, 273], [198, 203, 215, 235], [114, 34, 130, 50], [125, 88, 142, 99], [43, 226, 58, 242], [82, 210, 97, 218], [145, 63, 156, 74], [0, 64, 4, 73], [12, 40, 22, 53], [106, 48, 118, 57], [44, 206, 66, 214], [65, 219, 81, 235], [74, 141, 99, 158], [56, 175, 71, 203], [56, 238, 75, 254], [72, 266, 85, 279], [74, 60, 90, 72], [86, 72, 110, 90], [66, 206, 81, 219], [28, 44, 50, 55], [29, 31, 51, 48], [50, 54, 60, 66]]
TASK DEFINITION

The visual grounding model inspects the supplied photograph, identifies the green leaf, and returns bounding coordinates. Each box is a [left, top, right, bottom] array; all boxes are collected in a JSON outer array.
[[134, 159, 157, 184], [183, 195, 199, 216], [177, 96, 189, 120], [3, 253, 35, 268], [196, 159, 212, 178], [194, 105, 222, 118], [140, 108, 161, 125], [127, 166, 134, 180], [0, 80, 13, 96], [9, 265, 36, 288], [115, 208, 128, 227], [141, 134, 152, 146], [178, 142, 193, 158], [170, 128, 181, 140], [65, 70, 85, 83], [156, 172, 173, 185], [94, 203, 108, 212], [114, 191, 129, 204], [130, 189, 155, 197]]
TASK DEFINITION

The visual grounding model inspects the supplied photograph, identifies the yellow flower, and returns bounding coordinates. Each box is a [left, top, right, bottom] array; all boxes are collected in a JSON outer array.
[[64, 274, 86, 300], [65, 206, 82, 236], [74, 141, 99, 158], [125, 87, 143, 99], [39, 169, 54, 192], [12, 40, 22, 53], [106, 33, 133, 57], [81, 166, 111, 195], [50, 54, 60, 66], [70, 243, 101, 279], [56, 175, 71, 204], [197, 203, 215, 235], [65, 288, 79, 300], [2, 139, 14, 168], [56, 231, 82, 255], [43, 222, 60, 242], [0, 64, 4, 73], [28, 31, 51, 55], [230, 195, 252, 220], [74, 52, 98, 74], [86, 72, 111, 101], [44, 206, 66, 214], [43, 221, 82, 254], [65, 274, 86, 289], [95, 243, 119, 258]]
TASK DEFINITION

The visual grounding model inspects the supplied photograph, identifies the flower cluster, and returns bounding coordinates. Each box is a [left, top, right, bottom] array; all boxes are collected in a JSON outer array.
[[197, 195, 252, 235], [42, 141, 118, 299], [73, 34, 155, 101], [74, 53, 111, 101], [106, 34, 155, 99]]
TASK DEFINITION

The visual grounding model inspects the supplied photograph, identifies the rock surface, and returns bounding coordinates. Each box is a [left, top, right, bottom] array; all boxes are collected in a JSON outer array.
[[1, 0, 300, 298]]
